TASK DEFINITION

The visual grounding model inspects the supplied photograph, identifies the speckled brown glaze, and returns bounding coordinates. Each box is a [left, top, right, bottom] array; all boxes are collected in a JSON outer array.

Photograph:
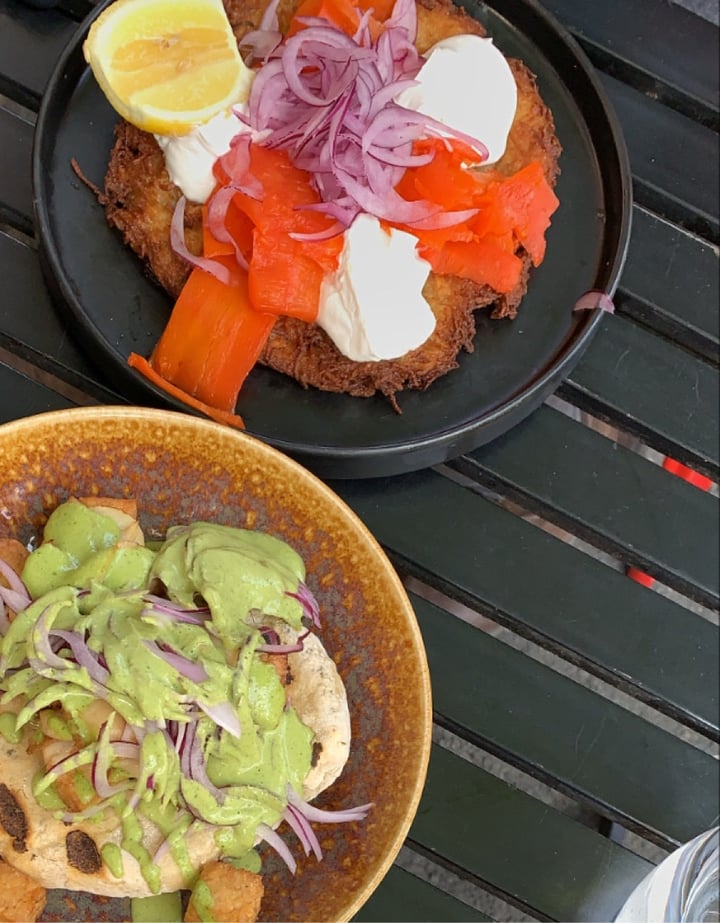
[[0, 407, 431, 923]]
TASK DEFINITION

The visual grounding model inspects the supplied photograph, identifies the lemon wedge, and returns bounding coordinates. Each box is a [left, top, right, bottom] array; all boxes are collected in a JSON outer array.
[[83, 0, 254, 136]]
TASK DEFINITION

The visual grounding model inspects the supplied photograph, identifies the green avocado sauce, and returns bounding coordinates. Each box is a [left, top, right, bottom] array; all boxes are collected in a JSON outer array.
[[44, 712, 73, 740], [101, 842, 125, 879], [225, 846, 262, 874], [71, 768, 96, 806], [21, 501, 155, 598], [0, 712, 21, 743], [191, 880, 215, 922], [31, 772, 67, 812], [151, 523, 307, 641], [0, 506, 315, 897]]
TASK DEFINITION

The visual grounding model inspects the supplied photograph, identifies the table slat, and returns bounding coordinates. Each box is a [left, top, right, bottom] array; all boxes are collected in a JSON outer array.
[[416, 593, 719, 847], [0, 361, 74, 421], [618, 207, 719, 361], [0, 231, 122, 400], [0, 105, 33, 234], [0, 1, 77, 107], [600, 72, 719, 241], [562, 315, 720, 474], [354, 864, 486, 923], [453, 404, 719, 604], [411, 745, 652, 922], [332, 470, 720, 737], [542, 0, 718, 123]]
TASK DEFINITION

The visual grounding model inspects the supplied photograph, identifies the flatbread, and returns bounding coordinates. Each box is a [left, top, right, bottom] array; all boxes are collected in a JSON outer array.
[[288, 633, 351, 800], [0, 630, 350, 897]]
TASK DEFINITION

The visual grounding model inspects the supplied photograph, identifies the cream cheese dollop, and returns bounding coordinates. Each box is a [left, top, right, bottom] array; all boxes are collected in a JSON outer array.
[[395, 33, 517, 164], [316, 214, 434, 362], [154, 106, 250, 204]]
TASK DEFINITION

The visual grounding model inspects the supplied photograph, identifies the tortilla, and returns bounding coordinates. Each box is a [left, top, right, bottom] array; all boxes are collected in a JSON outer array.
[[0, 629, 351, 897]]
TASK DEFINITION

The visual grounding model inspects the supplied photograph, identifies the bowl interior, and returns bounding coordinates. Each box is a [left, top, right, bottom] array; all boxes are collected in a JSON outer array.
[[0, 406, 431, 922]]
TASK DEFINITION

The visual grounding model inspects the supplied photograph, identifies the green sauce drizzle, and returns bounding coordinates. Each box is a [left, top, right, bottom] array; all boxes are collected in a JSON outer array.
[[0, 508, 316, 896]]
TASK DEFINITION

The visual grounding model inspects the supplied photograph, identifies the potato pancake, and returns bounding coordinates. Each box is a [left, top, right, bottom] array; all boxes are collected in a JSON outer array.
[[102, 0, 561, 407]]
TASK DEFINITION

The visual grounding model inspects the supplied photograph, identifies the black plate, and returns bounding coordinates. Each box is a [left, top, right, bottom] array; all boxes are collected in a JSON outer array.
[[33, 0, 631, 479]]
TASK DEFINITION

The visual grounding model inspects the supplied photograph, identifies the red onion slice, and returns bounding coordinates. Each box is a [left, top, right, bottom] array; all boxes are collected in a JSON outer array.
[[260, 628, 280, 644], [92, 719, 125, 798], [60, 785, 134, 823], [287, 785, 373, 823], [286, 583, 321, 628], [0, 586, 30, 614], [141, 605, 211, 627], [187, 728, 227, 803], [197, 701, 242, 739], [289, 220, 346, 242], [573, 290, 616, 313], [204, 185, 250, 271], [405, 206, 479, 231], [142, 640, 209, 685], [385, 0, 418, 38], [178, 719, 196, 778], [257, 0, 282, 33], [256, 822, 298, 874], [242, 0, 487, 231], [284, 803, 323, 861], [258, 628, 308, 654], [31, 605, 75, 671], [50, 629, 110, 685], [43, 745, 96, 783], [257, 641, 304, 654], [91, 761, 132, 799], [329, 164, 435, 224], [141, 608, 210, 627], [142, 594, 211, 617], [241, 28, 283, 64], [0, 558, 29, 595], [170, 198, 237, 285], [283, 804, 312, 856], [240, 0, 283, 63], [27, 655, 64, 679], [0, 558, 31, 611], [111, 740, 141, 761], [152, 836, 171, 865], [175, 721, 188, 755], [217, 134, 264, 200]]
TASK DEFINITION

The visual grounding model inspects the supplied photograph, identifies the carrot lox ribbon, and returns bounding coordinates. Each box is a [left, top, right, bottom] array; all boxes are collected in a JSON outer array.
[[130, 260, 276, 429], [218, 142, 343, 324], [288, 0, 394, 40], [129, 144, 341, 426], [394, 139, 560, 294]]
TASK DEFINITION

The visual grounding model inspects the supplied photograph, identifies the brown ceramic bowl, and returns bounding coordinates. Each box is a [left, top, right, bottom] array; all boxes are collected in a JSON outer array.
[[0, 406, 431, 923]]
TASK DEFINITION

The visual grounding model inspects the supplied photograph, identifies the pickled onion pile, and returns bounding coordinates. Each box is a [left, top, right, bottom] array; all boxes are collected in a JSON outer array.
[[238, 0, 487, 230]]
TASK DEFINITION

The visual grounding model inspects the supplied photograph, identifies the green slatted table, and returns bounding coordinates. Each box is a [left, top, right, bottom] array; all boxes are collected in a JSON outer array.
[[0, 0, 717, 920], [560, 315, 719, 474], [451, 405, 719, 601]]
